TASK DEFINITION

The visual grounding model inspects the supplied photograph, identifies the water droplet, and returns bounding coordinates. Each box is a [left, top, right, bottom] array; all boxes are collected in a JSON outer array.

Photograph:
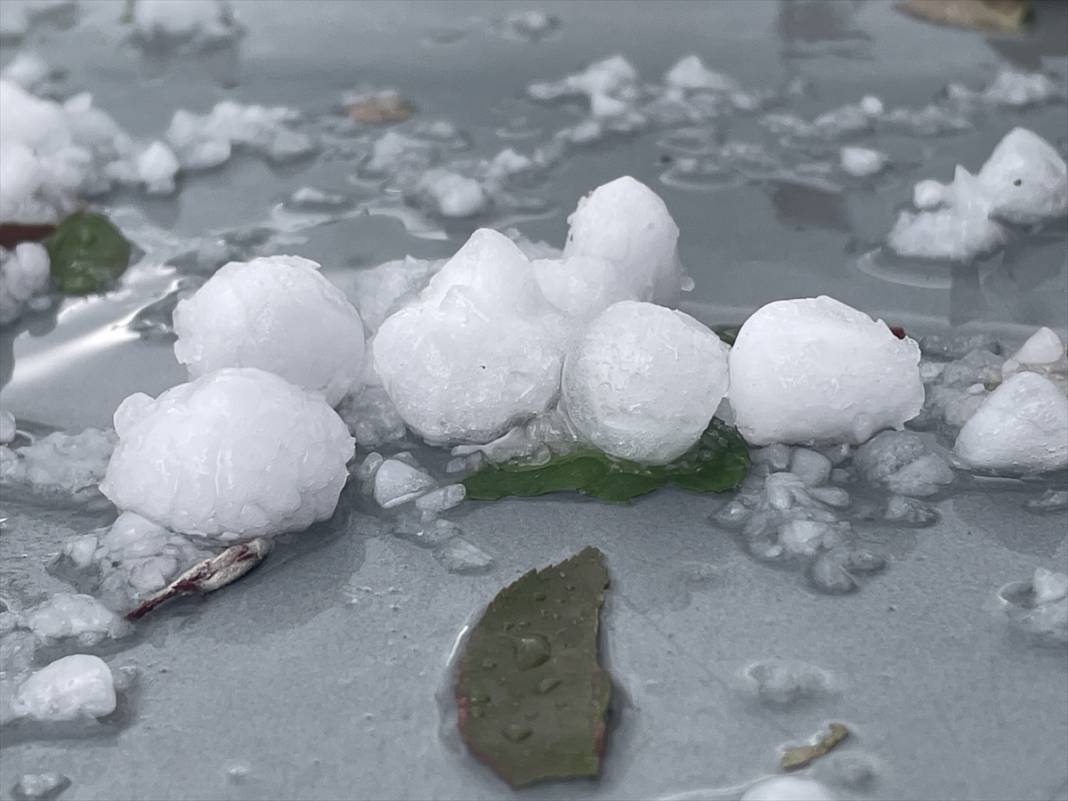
[[502, 723, 532, 742], [537, 676, 561, 694], [472, 707, 484, 719], [533, 591, 547, 601], [514, 633, 551, 669], [482, 658, 497, 669], [524, 709, 539, 720]]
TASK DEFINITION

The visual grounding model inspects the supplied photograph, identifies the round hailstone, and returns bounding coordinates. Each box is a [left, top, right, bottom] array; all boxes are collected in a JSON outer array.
[[562, 301, 729, 464], [729, 296, 923, 446], [562, 176, 686, 305], [173, 255, 364, 407], [978, 127, 1067, 226], [373, 228, 568, 444], [954, 371, 1068, 474], [100, 368, 355, 541], [531, 254, 634, 319]]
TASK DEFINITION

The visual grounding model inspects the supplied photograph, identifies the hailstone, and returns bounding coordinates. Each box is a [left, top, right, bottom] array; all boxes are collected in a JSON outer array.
[[173, 255, 364, 407], [562, 301, 729, 464], [100, 368, 354, 540]]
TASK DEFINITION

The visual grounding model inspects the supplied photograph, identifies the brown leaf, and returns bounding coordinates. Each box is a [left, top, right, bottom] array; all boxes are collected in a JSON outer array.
[[347, 92, 415, 124], [897, 0, 1032, 33], [781, 722, 850, 770]]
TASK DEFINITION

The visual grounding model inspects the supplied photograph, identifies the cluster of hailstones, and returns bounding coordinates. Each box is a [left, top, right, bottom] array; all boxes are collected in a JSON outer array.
[[101, 175, 1068, 545]]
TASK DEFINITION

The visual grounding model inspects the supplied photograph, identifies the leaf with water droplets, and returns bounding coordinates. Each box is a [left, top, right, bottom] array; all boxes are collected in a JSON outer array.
[[45, 211, 131, 295], [780, 722, 850, 770], [454, 547, 612, 788]]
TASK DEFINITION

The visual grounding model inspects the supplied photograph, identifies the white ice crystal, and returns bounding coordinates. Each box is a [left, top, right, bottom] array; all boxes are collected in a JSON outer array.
[[889, 128, 1066, 260], [562, 301, 729, 464], [173, 255, 365, 407], [1033, 568, 1068, 606], [0, 242, 50, 326], [373, 228, 568, 444], [1009, 327, 1065, 366], [135, 140, 180, 195], [562, 176, 686, 305], [528, 54, 638, 104], [12, 654, 116, 722], [373, 458, 435, 509], [728, 296, 924, 446], [339, 256, 442, 334], [664, 55, 739, 93], [166, 101, 312, 170], [741, 776, 837, 801], [0, 428, 115, 496], [415, 169, 487, 217], [840, 146, 888, 177], [100, 368, 355, 540], [0, 410, 15, 444], [531, 254, 634, 319], [132, 0, 238, 42], [954, 371, 1068, 474], [23, 594, 129, 646], [854, 430, 954, 497], [0, 51, 52, 91]]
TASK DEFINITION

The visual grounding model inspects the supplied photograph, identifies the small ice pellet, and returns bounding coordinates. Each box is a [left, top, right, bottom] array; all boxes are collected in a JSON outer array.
[[778, 519, 832, 556], [11, 772, 70, 801], [840, 146, 888, 177], [414, 484, 466, 514], [789, 448, 832, 486], [12, 654, 116, 722], [1010, 326, 1064, 366], [912, 179, 945, 210], [810, 486, 850, 507], [859, 95, 884, 116], [356, 452, 384, 481], [373, 459, 436, 509], [1033, 568, 1068, 605]]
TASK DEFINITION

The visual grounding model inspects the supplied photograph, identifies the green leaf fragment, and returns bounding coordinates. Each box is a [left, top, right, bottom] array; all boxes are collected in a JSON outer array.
[[714, 325, 740, 346], [455, 546, 612, 788], [45, 211, 131, 295], [780, 722, 850, 770], [464, 418, 750, 503]]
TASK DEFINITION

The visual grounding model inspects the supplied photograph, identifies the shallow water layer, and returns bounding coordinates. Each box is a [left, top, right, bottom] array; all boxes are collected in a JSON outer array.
[[0, 2, 1066, 800]]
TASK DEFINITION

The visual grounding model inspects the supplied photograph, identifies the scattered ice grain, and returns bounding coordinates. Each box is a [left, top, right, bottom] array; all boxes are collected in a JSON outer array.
[[11, 771, 71, 801], [166, 101, 313, 169], [373, 459, 436, 509], [131, 0, 239, 44], [728, 296, 923, 446], [433, 537, 494, 575], [415, 169, 488, 217], [840, 146, 888, 177], [11, 654, 116, 722], [999, 568, 1068, 645], [414, 484, 466, 515], [562, 301, 729, 464], [743, 658, 832, 706], [135, 140, 180, 194], [0, 242, 51, 326], [22, 594, 129, 646], [101, 368, 355, 540], [0, 428, 115, 497], [173, 255, 365, 406], [854, 431, 954, 497]]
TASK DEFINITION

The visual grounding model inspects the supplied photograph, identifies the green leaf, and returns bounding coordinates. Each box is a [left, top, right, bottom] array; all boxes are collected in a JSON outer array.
[[455, 546, 612, 788], [714, 325, 740, 346], [464, 418, 749, 503], [45, 211, 131, 295]]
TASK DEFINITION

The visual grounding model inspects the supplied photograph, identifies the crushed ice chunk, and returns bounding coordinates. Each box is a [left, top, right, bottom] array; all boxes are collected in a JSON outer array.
[[173, 254, 365, 406], [373, 459, 436, 509], [1, 239, 52, 326], [854, 431, 954, 497], [743, 658, 831, 706], [951, 70, 1065, 108], [809, 486, 850, 508], [742, 776, 837, 801], [336, 383, 408, 448], [562, 301, 729, 464], [840, 146, 888, 177], [132, 0, 239, 43], [1025, 489, 1068, 512], [166, 101, 312, 169], [664, 55, 739, 93], [1007, 327, 1065, 367], [889, 128, 1065, 260], [999, 569, 1068, 645], [101, 368, 354, 540], [884, 494, 939, 526], [807, 548, 885, 595], [135, 140, 180, 195], [0, 51, 53, 92], [495, 9, 558, 41], [0, 428, 115, 497], [1033, 568, 1068, 606], [12, 654, 116, 722], [414, 484, 466, 514], [338, 256, 442, 334], [23, 593, 130, 646], [355, 451, 384, 481], [433, 536, 494, 575], [779, 519, 835, 556], [563, 176, 687, 305], [528, 53, 638, 104], [532, 254, 634, 319], [789, 448, 832, 486], [728, 296, 924, 446], [373, 229, 568, 444], [954, 372, 1068, 474], [415, 169, 488, 217], [752, 443, 792, 471]]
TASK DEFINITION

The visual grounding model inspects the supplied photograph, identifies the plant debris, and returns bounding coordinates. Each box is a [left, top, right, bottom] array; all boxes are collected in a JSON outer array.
[[896, 0, 1032, 32], [126, 538, 272, 621], [0, 222, 57, 250], [454, 546, 612, 788], [347, 91, 416, 124], [464, 418, 749, 503], [45, 211, 131, 295], [780, 722, 850, 771]]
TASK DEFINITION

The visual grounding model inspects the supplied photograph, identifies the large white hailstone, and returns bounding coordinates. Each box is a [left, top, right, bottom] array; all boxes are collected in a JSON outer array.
[[373, 229, 568, 444], [741, 776, 837, 801], [173, 255, 364, 407], [563, 176, 686, 305], [954, 372, 1068, 474], [12, 655, 116, 722], [977, 127, 1068, 225], [729, 296, 924, 446], [562, 301, 729, 464], [100, 368, 355, 540]]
